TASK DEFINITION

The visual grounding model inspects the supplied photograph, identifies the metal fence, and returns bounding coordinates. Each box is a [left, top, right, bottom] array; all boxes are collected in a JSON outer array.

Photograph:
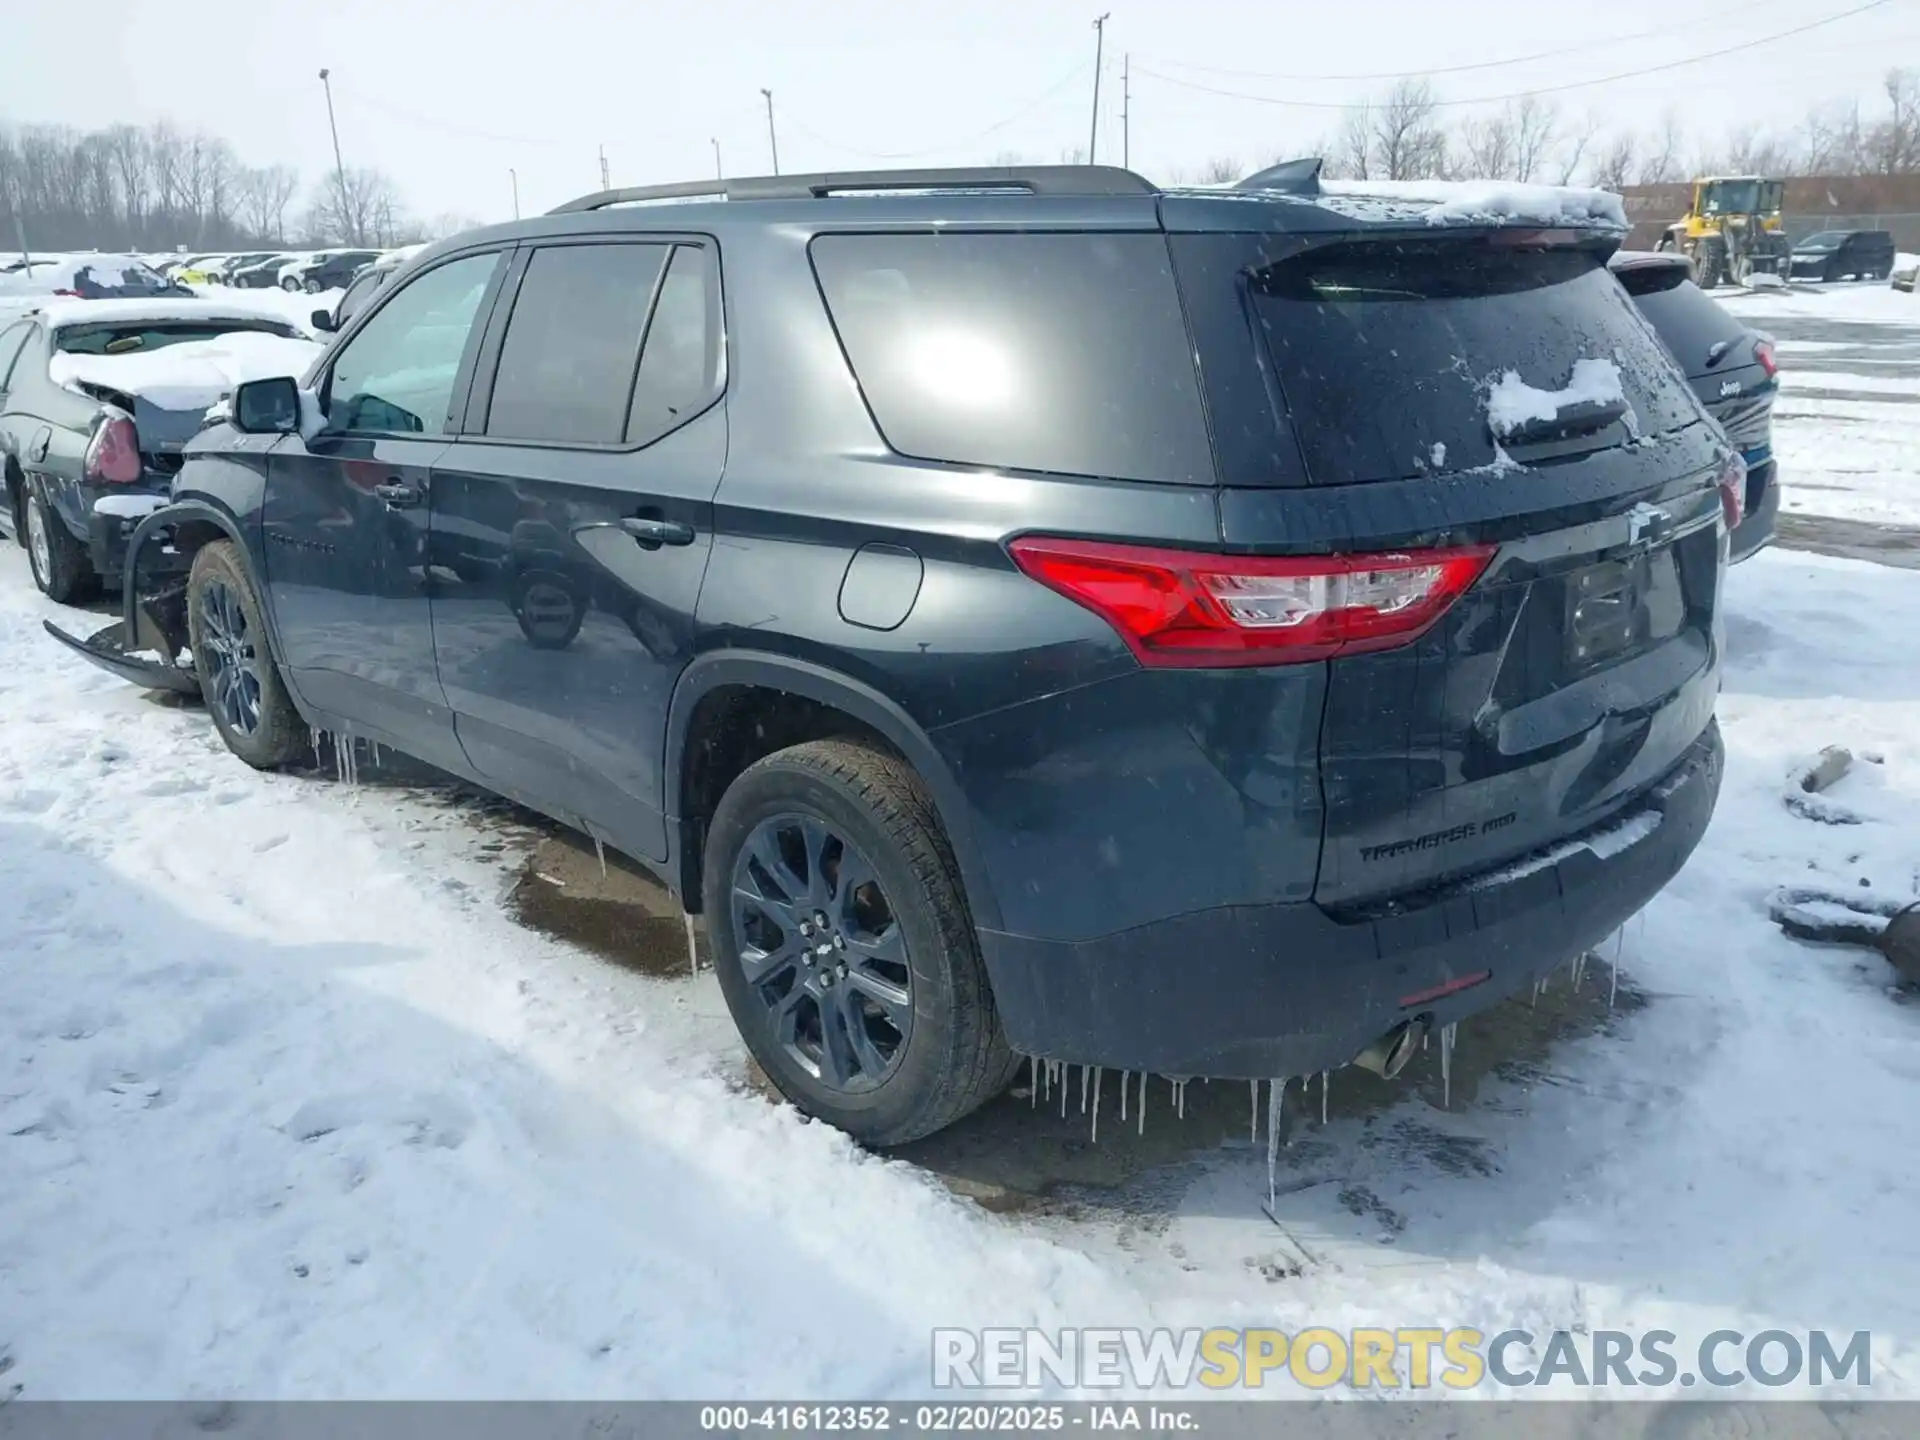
[[1778, 212, 1920, 249]]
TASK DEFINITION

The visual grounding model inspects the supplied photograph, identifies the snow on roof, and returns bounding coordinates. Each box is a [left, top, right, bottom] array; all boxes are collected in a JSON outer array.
[[1316, 178, 1628, 230], [0, 253, 166, 292], [49, 331, 323, 406], [36, 297, 303, 331]]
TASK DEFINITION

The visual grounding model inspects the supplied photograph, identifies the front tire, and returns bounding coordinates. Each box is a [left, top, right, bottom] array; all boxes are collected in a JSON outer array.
[[280, 276, 301, 293], [25, 490, 96, 604], [187, 542, 307, 769], [704, 738, 1018, 1146], [304, 277, 324, 294]]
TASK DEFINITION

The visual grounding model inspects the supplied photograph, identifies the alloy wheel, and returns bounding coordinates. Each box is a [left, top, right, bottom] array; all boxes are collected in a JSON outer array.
[[199, 577, 264, 735], [730, 814, 913, 1093], [25, 500, 51, 587]]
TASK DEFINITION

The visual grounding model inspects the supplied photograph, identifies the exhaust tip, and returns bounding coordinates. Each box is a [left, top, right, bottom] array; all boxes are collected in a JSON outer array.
[[1353, 1019, 1427, 1080]]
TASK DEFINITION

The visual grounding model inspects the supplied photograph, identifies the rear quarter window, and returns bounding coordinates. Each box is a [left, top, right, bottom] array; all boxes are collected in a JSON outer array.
[[809, 231, 1214, 485]]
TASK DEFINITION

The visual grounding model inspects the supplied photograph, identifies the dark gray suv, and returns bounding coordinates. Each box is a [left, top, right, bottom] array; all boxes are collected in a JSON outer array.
[[53, 164, 1731, 1144]]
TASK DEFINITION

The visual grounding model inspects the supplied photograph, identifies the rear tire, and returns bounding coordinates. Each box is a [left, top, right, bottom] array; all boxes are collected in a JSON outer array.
[[704, 738, 1019, 1146], [280, 275, 301, 293], [187, 542, 308, 770], [303, 277, 324, 294], [25, 490, 97, 604]]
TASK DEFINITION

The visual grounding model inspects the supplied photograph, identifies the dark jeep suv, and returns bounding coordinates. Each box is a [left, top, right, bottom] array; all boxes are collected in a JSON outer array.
[[51, 165, 1731, 1145]]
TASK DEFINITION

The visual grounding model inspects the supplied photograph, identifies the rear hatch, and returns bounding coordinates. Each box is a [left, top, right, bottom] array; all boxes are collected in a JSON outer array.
[[1614, 262, 1777, 461], [1170, 225, 1728, 907]]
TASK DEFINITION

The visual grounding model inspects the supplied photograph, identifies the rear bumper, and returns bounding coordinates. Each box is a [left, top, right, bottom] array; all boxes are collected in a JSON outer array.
[[978, 721, 1722, 1077], [1731, 457, 1779, 563]]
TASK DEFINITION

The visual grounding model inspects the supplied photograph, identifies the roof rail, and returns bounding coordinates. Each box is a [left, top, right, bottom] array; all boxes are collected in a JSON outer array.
[[549, 164, 1158, 214]]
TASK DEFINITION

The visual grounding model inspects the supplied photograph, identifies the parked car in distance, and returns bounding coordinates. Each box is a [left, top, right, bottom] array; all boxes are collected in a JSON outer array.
[[0, 255, 193, 321], [313, 244, 425, 332], [280, 249, 382, 294], [1788, 229, 1895, 283], [0, 299, 318, 601], [56, 164, 1731, 1145], [1892, 252, 1918, 293], [228, 253, 304, 289], [1611, 250, 1779, 562], [198, 252, 277, 286], [167, 254, 231, 285]]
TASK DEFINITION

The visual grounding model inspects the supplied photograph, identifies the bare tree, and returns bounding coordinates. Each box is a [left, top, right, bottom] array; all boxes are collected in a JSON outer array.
[[1372, 79, 1447, 180], [1459, 113, 1516, 180], [304, 167, 404, 246], [1590, 131, 1637, 193], [1800, 101, 1864, 175], [1637, 111, 1684, 184], [1331, 104, 1374, 179], [1868, 67, 1919, 173], [1196, 156, 1241, 184], [1508, 97, 1559, 182]]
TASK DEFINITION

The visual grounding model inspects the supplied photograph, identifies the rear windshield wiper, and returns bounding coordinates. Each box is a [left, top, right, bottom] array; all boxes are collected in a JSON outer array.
[[1496, 396, 1629, 446], [1704, 339, 1734, 368]]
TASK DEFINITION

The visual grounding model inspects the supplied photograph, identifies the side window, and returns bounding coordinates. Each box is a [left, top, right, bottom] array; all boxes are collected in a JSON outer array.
[[484, 243, 669, 445], [627, 245, 719, 446], [810, 232, 1213, 485], [336, 269, 382, 328], [327, 251, 501, 436], [0, 323, 31, 390]]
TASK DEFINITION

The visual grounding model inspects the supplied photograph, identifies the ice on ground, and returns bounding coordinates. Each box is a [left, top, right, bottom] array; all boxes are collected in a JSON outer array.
[[1484, 357, 1624, 439], [1318, 178, 1628, 230], [50, 333, 324, 407]]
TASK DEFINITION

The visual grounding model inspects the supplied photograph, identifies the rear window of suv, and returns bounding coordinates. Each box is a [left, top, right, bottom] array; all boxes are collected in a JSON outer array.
[[1614, 267, 1752, 379], [1173, 234, 1698, 486], [810, 231, 1214, 485]]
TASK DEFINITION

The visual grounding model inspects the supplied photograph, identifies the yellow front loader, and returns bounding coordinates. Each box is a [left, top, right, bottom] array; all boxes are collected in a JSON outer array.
[[1657, 177, 1790, 288]]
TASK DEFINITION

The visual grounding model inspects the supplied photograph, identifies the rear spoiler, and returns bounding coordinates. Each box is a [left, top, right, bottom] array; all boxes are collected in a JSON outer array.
[[1608, 251, 1695, 295]]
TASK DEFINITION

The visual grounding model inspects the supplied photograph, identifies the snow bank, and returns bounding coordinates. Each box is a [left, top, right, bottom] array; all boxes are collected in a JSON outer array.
[[39, 297, 300, 331], [50, 332, 323, 407], [1319, 178, 1628, 229], [1485, 357, 1625, 438]]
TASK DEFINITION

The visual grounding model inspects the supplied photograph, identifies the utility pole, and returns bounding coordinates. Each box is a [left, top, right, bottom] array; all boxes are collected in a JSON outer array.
[[1122, 53, 1131, 168], [317, 68, 359, 246], [1088, 13, 1110, 164], [712, 137, 724, 180], [510, 168, 520, 220], [599, 145, 611, 191], [5, 178, 29, 272], [761, 89, 780, 175]]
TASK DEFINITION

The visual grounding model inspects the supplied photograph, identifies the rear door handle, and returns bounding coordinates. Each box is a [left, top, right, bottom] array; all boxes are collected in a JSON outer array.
[[618, 516, 695, 548], [374, 481, 421, 509]]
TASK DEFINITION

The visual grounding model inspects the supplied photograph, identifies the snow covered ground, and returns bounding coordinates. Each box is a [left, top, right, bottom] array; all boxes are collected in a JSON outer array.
[[3, 289, 1920, 1405], [1719, 281, 1920, 530]]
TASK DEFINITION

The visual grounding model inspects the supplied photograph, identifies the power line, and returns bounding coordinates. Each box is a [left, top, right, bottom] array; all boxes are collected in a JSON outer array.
[[1138, 0, 1796, 83], [1130, 0, 1896, 111]]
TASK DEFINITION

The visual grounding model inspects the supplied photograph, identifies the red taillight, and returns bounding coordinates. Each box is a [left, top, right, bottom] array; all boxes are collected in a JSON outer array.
[[1717, 454, 1748, 533], [83, 414, 142, 484], [1007, 536, 1494, 667], [1754, 338, 1777, 377]]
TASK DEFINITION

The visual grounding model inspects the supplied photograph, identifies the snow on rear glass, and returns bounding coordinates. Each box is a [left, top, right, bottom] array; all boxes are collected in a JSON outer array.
[[1244, 241, 1693, 484]]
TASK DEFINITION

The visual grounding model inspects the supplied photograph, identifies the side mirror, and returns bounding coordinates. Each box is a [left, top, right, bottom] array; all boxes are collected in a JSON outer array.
[[310, 307, 337, 334], [232, 376, 301, 435]]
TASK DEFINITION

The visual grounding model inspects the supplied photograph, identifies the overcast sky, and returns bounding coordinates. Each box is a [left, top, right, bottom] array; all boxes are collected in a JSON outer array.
[[3, 0, 1914, 223]]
